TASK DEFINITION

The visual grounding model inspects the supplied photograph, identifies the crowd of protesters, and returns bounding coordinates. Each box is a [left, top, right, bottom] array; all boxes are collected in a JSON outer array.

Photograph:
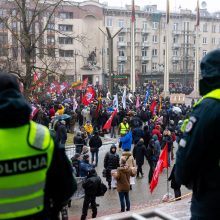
[[30, 82, 194, 218]]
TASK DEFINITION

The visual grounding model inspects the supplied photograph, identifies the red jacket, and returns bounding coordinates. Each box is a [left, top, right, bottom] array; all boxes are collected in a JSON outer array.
[[152, 128, 162, 142]]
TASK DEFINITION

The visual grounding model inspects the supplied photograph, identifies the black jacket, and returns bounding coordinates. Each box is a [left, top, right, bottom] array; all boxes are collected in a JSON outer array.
[[89, 134, 102, 152], [104, 147, 120, 170], [133, 141, 148, 166], [74, 134, 85, 151], [175, 98, 220, 219], [83, 172, 101, 197]]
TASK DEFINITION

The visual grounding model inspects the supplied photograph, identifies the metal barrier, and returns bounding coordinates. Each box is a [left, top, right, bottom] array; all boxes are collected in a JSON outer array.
[[104, 209, 178, 220]]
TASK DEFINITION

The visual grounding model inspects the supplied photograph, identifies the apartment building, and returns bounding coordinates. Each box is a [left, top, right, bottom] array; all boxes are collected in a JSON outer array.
[[0, 0, 220, 87]]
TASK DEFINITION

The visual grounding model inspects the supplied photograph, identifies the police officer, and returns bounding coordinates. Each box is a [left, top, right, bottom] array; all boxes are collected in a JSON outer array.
[[175, 49, 220, 219], [0, 72, 76, 219]]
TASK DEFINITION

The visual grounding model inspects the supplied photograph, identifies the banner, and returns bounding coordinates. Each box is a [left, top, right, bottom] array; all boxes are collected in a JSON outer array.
[[136, 95, 140, 110], [150, 100, 157, 115], [144, 88, 150, 106], [122, 88, 126, 109], [113, 94, 119, 111], [82, 87, 96, 106], [103, 110, 117, 130], [150, 143, 168, 193]]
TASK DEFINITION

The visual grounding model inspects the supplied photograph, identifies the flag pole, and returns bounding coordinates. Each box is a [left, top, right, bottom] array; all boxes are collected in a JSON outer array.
[[164, 0, 170, 97], [131, 0, 136, 93]]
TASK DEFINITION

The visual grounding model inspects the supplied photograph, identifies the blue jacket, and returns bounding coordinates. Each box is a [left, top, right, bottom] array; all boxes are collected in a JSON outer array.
[[120, 131, 133, 151], [79, 160, 93, 177]]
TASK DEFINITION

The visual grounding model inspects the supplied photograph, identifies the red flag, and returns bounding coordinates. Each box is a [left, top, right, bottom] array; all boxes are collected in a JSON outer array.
[[103, 110, 117, 130], [82, 87, 96, 106], [149, 143, 168, 193], [30, 105, 39, 120], [150, 100, 157, 114]]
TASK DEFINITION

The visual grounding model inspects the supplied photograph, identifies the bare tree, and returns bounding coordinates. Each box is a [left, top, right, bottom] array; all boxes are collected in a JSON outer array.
[[0, 0, 86, 96]]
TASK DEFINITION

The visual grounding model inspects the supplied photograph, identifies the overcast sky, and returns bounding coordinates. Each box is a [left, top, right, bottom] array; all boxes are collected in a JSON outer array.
[[98, 0, 219, 13]]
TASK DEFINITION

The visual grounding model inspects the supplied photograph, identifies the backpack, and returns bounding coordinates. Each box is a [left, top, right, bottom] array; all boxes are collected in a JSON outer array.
[[96, 182, 107, 197]]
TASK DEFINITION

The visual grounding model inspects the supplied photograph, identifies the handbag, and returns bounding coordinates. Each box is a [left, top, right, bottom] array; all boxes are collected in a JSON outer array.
[[102, 168, 107, 178], [96, 181, 107, 197]]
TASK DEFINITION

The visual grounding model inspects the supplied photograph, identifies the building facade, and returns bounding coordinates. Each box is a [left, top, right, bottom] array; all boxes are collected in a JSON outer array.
[[0, 0, 220, 87]]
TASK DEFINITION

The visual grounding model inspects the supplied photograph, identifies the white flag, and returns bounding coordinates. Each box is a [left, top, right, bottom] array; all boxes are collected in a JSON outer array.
[[122, 88, 126, 109], [113, 94, 119, 111], [72, 96, 78, 112]]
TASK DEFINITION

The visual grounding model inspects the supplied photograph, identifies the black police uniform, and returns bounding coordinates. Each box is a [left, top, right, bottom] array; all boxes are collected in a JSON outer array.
[[175, 49, 220, 219]]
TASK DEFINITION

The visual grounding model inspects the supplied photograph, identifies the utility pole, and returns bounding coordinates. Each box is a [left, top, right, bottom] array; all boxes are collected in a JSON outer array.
[[99, 27, 123, 94]]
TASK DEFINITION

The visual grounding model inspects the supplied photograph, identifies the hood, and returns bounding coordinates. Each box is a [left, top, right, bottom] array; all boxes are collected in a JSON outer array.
[[152, 134, 158, 141], [110, 145, 117, 154], [0, 89, 31, 128]]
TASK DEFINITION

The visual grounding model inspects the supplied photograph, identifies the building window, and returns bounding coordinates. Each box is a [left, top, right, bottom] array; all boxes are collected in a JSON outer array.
[[58, 24, 73, 32], [202, 50, 207, 57], [173, 36, 178, 43], [152, 49, 158, 56], [162, 22, 166, 29], [11, 22, 17, 31], [203, 23, 208, 32], [0, 34, 8, 45], [142, 49, 147, 57], [47, 23, 55, 32], [163, 36, 166, 43], [212, 37, 216, 45], [0, 22, 6, 30], [47, 36, 55, 45], [142, 63, 147, 73], [152, 62, 157, 70], [59, 49, 74, 57], [59, 37, 73, 44], [118, 63, 125, 74], [47, 48, 55, 57], [107, 18, 113, 27], [152, 35, 158, 43], [0, 9, 7, 17], [202, 37, 207, 44], [119, 49, 125, 56], [142, 35, 148, 42], [173, 63, 178, 72], [118, 35, 125, 42], [173, 50, 178, 56], [118, 19, 124, 28], [59, 12, 73, 19], [212, 25, 216, 33], [152, 22, 158, 29], [143, 21, 147, 30], [173, 23, 178, 30]]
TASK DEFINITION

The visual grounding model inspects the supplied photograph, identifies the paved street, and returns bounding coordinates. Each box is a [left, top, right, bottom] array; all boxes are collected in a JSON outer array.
[[66, 136, 191, 219]]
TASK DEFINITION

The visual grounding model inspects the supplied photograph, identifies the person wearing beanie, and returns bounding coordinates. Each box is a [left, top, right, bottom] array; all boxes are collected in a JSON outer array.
[[0, 72, 76, 219], [175, 49, 220, 219], [104, 144, 120, 189]]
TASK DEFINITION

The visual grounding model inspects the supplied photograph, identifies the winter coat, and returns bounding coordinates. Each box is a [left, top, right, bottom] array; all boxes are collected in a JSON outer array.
[[89, 134, 102, 152], [104, 146, 120, 182], [71, 158, 80, 177], [133, 141, 148, 166], [104, 146, 120, 170], [56, 105, 65, 115], [84, 124, 93, 135], [121, 151, 136, 168], [143, 129, 151, 149], [111, 114, 119, 126], [83, 173, 101, 197], [114, 166, 135, 192], [152, 127, 162, 142], [161, 135, 173, 152], [120, 131, 132, 151], [79, 160, 94, 177], [74, 134, 85, 153], [152, 135, 161, 161], [132, 127, 144, 144], [56, 124, 67, 145], [130, 116, 143, 129]]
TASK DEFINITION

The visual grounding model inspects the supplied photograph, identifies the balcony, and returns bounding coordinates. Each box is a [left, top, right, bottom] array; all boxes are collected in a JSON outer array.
[[141, 56, 151, 62], [142, 41, 150, 47], [118, 56, 127, 62], [117, 41, 127, 47], [172, 43, 181, 48], [172, 56, 181, 62], [172, 30, 182, 35], [141, 29, 150, 34]]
